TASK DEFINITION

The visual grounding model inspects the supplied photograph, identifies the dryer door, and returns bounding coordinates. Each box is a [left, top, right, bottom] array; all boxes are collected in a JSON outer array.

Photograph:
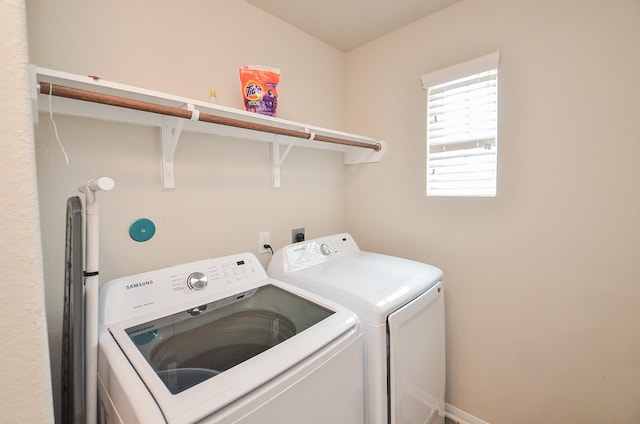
[[388, 281, 445, 424]]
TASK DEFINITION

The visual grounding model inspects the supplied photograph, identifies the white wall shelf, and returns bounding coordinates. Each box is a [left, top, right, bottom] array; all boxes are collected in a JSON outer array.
[[30, 66, 385, 189]]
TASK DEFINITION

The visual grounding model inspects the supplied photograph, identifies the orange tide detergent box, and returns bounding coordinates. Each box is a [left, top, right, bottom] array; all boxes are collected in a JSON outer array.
[[239, 65, 280, 116]]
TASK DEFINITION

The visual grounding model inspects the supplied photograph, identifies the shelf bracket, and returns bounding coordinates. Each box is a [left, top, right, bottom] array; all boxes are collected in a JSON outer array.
[[161, 115, 184, 191], [272, 136, 295, 188], [161, 104, 200, 190]]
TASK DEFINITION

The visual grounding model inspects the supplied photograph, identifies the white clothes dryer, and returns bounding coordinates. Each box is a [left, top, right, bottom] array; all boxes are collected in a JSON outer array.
[[97, 253, 364, 424], [268, 233, 445, 424]]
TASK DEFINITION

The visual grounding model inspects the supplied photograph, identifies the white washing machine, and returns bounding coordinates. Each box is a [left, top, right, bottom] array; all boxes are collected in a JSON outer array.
[[97, 253, 364, 424], [268, 233, 445, 424]]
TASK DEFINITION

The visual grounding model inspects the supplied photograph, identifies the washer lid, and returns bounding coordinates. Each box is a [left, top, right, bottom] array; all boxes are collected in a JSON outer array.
[[106, 279, 359, 424]]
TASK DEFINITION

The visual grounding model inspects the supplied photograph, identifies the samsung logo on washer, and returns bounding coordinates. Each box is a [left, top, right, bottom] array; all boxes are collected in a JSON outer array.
[[126, 280, 154, 290]]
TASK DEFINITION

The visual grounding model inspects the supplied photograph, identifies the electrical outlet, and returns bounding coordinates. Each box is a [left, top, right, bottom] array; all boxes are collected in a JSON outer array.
[[291, 227, 305, 243], [258, 231, 270, 254]]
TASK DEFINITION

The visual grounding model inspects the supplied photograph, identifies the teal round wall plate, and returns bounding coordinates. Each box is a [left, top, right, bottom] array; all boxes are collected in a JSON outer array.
[[129, 218, 156, 242]]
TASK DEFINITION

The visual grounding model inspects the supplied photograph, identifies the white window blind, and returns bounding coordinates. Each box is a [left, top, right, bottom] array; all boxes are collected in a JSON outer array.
[[422, 53, 499, 197]]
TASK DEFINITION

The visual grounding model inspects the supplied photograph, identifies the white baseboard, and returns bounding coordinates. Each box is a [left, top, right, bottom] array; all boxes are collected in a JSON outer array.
[[445, 404, 491, 424]]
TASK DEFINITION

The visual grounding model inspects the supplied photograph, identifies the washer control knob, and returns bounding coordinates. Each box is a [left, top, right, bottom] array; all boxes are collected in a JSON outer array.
[[320, 243, 331, 256], [187, 272, 208, 290]]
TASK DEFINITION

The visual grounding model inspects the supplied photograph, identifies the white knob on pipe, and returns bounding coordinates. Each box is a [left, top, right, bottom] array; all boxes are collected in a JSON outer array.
[[79, 177, 115, 193]]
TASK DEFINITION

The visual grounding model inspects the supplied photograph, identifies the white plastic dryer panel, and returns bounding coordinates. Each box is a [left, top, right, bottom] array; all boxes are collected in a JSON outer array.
[[388, 281, 445, 424]]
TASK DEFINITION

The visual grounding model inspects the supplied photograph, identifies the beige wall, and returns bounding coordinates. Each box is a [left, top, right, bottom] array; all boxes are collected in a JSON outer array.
[[0, 0, 54, 422], [26, 0, 349, 421], [345, 0, 640, 423]]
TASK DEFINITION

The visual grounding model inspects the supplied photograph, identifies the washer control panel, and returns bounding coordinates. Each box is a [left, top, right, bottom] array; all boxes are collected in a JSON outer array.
[[100, 253, 266, 326]]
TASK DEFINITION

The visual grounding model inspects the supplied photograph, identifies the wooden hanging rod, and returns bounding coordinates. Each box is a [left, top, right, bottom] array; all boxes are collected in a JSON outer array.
[[38, 82, 382, 152]]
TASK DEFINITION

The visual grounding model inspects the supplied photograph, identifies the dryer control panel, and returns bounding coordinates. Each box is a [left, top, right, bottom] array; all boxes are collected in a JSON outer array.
[[271, 233, 360, 273], [99, 253, 266, 326]]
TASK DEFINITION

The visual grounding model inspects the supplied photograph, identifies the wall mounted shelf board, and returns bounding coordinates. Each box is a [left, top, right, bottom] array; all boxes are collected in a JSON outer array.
[[30, 66, 385, 189]]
